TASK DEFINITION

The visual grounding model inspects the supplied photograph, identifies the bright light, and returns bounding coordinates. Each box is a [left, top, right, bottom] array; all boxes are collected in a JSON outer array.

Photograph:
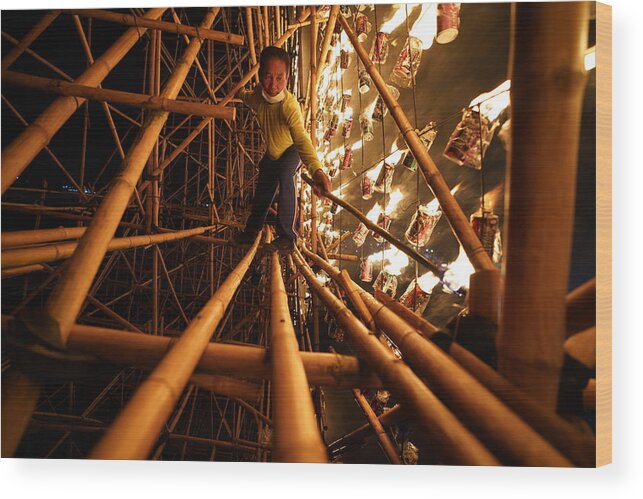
[[584, 46, 596, 71], [469, 80, 511, 122], [410, 3, 438, 50]]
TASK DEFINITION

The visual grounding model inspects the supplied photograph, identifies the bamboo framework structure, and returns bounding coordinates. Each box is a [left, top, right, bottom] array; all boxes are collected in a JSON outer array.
[[1, 3, 604, 466]]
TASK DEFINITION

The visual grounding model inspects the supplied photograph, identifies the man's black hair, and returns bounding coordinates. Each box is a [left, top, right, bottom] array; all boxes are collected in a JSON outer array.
[[259, 46, 291, 77]]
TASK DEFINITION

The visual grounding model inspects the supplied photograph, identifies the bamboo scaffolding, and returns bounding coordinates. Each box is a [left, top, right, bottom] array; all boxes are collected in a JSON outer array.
[[291, 250, 499, 466], [1, 31, 73, 82], [1, 225, 216, 269], [372, 292, 596, 467], [269, 251, 328, 463], [1, 7, 167, 195], [302, 174, 440, 274], [352, 388, 402, 464], [497, 2, 590, 410], [66, 9, 244, 45], [336, 14, 494, 273], [2, 71, 235, 121], [1, 10, 61, 70], [245, 8, 259, 85], [1, 371, 41, 457], [88, 232, 260, 459], [32, 9, 219, 349]]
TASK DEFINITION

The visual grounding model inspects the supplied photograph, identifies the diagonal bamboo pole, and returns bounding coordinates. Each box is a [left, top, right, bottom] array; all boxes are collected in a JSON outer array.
[[65, 9, 244, 45], [1, 225, 217, 269], [2, 71, 236, 120], [88, 232, 260, 460], [328, 404, 403, 453], [1, 226, 86, 248], [302, 174, 441, 274], [1, 7, 167, 195], [269, 251, 328, 463], [497, 2, 589, 410], [352, 388, 402, 464], [34, 9, 219, 349], [1, 10, 61, 70], [336, 14, 494, 272], [292, 250, 499, 466]]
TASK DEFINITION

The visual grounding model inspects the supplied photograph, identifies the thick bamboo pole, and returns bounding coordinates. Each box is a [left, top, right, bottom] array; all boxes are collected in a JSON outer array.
[[497, 2, 589, 409], [1, 371, 41, 457], [1, 225, 216, 269], [1, 7, 167, 195], [372, 292, 596, 467], [1, 316, 383, 388], [292, 251, 499, 466], [352, 388, 402, 464], [1, 264, 47, 278], [36, 9, 218, 349], [1, 10, 61, 70], [2, 71, 236, 121], [359, 292, 571, 466], [89, 232, 260, 459], [189, 374, 262, 402], [269, 251, 328, 463], [302, 174, 440, 274], [66, 9, 244, 45], [317, 6, 340, 74], [1, 226, 86, 248], [337, 14, 494, 272]]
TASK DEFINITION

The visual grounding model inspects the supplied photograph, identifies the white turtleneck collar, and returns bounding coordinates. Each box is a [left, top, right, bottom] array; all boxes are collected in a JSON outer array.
[[261, 88, 286, 104]]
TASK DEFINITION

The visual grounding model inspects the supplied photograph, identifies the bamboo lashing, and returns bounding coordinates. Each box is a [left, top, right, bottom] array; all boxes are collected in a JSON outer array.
[[65, 9, 244, 45], [1, 7, 167, 195], [328, 404, 404, 453], [2, 71, 236, 121], [497, 2, 590, 410], [269, 251, 328, 463], [336, 14, 494, 273], [292, 250, 499, 466], [89, 231, 260, 459]]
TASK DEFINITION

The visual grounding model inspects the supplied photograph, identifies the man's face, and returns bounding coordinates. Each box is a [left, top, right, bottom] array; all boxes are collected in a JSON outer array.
[[261, 57, 288, 97]]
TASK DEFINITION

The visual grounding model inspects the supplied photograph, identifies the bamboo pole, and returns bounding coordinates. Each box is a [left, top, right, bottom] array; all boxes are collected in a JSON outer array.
[[33, 9, 218, 349], [302, 174, 441, 274], [269, 251, 328, 463], [1, 225, 217, 269], [566, 277, 596, 337], [66, 9, 244, 45], [317, 6, 340, 75], [2, 71, 236, 121], [352, 388, 402, 464], [497, 2, 589, 410], [358, 292, 571, 466], [1, 7, 167, 195], [1, 10, 61, 70], [189, 374, 262, 402], [89, 232, 260, 459], [336, 14, 494, 273], [1, 264, 47, 278], [328, 404, 403, 451], [1, 226, 86, 248], [1, 371, 41, 457], [245, 7, 259, 85], [292, 251, 499, 466]]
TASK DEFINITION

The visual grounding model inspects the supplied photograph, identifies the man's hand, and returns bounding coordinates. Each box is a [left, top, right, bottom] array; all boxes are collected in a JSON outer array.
[[312, 169, 332, 197]]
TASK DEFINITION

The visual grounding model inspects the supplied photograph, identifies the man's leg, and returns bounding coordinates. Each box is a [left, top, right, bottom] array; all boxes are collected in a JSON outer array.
[[243, 155, 279, 236], [275, 147, 302, 241]]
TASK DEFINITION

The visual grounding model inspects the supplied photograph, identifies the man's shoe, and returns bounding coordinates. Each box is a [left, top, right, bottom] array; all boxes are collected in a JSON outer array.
[[267, 236, 295, 253], [230, 231, 257, 248]]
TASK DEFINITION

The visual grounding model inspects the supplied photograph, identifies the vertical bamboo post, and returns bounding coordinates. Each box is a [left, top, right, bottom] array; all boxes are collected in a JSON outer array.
[[245, 7, 259, 85], [497, 2, 589, 410], [35, 8, 219, 349], [89, 233, 261, 460], [1, 8, 167, 195], [269, 251, 328, 463], [336, 14, 494, 272]]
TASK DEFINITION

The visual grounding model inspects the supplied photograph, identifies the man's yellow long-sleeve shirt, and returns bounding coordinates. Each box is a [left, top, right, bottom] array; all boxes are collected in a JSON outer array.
[[239, 86, 323, 176]]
